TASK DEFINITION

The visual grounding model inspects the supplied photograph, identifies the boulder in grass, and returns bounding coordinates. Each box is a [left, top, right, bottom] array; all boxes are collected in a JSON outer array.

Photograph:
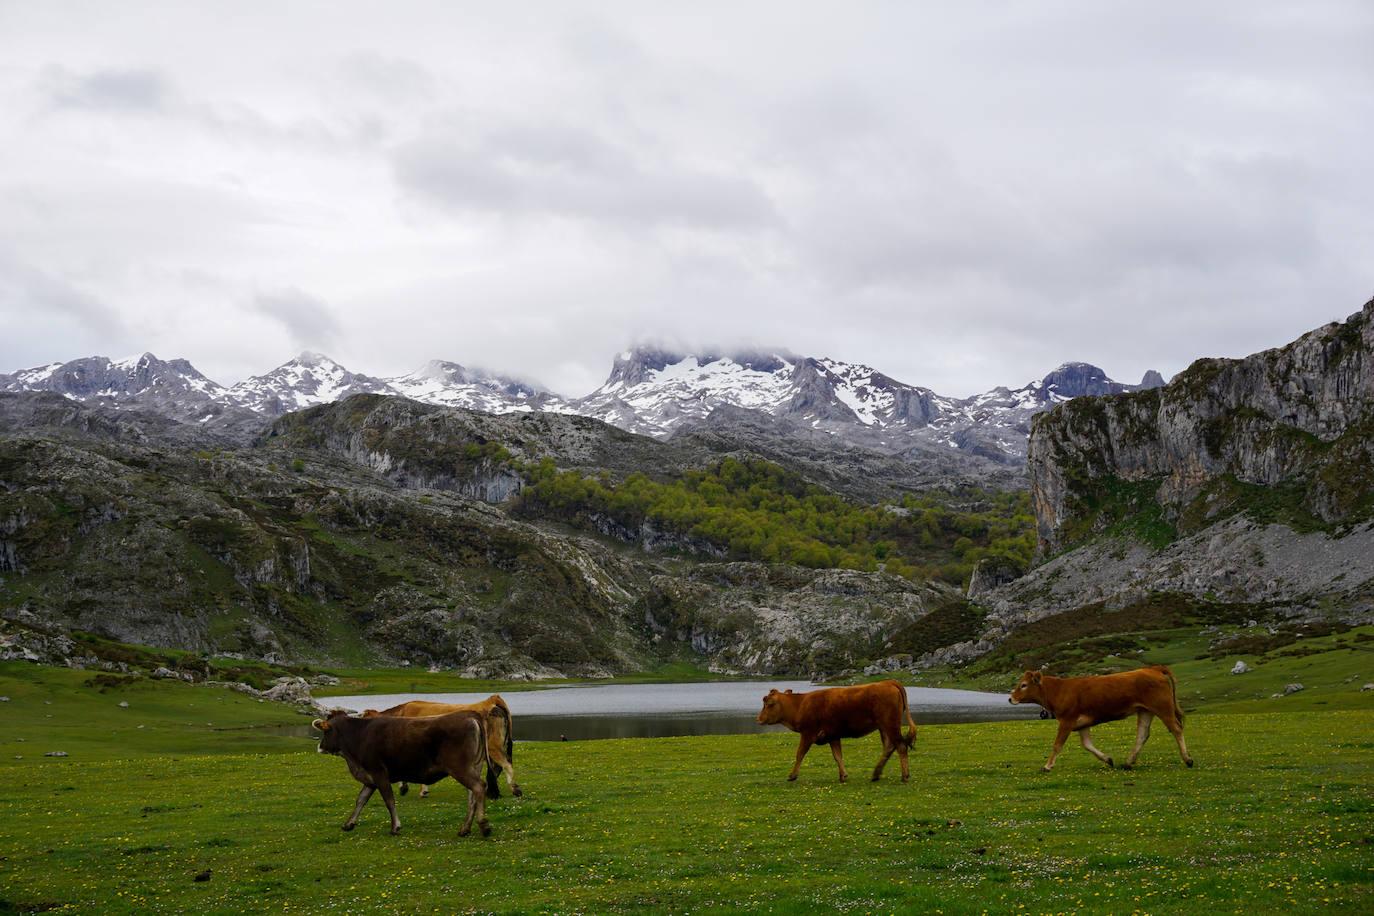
[[1283, 683, 1305, 695], [1231, 660, 1249, 675]]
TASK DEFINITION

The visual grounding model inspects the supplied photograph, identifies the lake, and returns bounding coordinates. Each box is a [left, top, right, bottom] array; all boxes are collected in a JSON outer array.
[[317, 681, 1039, 741]]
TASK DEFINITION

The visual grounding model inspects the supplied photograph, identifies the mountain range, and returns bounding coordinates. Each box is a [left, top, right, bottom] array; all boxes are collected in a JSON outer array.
[[0, 348, 1163, 465], [1, 298, 1369, 678]]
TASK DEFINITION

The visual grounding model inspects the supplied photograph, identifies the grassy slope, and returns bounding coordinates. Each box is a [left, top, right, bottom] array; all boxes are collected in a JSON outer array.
[[1, 663, 1371, 913], [917, 624, 1374, 714]]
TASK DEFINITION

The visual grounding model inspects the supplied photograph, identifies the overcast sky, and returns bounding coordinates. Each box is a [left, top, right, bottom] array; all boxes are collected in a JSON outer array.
[[1, 2, 1371, 397]]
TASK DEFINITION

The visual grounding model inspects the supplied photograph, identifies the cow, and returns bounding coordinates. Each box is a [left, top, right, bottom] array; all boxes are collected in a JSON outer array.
[[756, 680, 918, 783], [312, 709, 491, 837], [1008, 665, 1193, 771], [361, 695, 520, 799]]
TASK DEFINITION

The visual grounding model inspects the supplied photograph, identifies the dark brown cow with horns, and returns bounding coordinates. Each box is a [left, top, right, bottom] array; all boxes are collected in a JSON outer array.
[[1008, 664, 1193, 771], [756, 679, 917, 783], [312, 709, 491, 837]]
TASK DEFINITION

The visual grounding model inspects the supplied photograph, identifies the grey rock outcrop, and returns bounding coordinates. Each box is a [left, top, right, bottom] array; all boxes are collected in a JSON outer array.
[[1029, 299, 1374, 554]]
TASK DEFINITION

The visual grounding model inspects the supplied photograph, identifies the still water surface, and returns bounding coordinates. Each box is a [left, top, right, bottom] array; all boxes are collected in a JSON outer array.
[[312, 681, 1037, 741]]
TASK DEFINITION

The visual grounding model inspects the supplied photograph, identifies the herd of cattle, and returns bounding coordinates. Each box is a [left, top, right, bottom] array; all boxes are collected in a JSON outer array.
[[311, 663, 1192, 836]]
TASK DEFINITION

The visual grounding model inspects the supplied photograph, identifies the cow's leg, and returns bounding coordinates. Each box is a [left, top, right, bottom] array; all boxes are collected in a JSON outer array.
[[890, 725, 912, 780], [342, 785, 373, 832], [829, 740, 848, 783], [494, 751, 522, 797], [1123, 711, 1153, 769], [872, 731, 896, 782], [787, 735, 814, 781], [1159, 710, 1193, 767], [376, 778, 401, 835], [1078, 727, 1114, 767], [450, 766, 491, 837], [419, 783, 430, 799], [1042, 719, 1073, 771]]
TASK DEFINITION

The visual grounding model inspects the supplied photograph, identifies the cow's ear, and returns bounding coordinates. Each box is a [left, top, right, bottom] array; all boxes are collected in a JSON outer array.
[[312, 718, 330, 731], [1031, 672, 1042, 684], [784, 689, 793, 694]]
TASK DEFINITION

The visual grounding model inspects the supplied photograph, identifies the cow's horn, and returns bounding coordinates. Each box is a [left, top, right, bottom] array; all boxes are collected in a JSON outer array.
[[312, 718, 328, 731]]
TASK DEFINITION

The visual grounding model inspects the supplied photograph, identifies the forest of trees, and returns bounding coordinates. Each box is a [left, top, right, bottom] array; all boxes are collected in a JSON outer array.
[[516, 457, 1035, 587]]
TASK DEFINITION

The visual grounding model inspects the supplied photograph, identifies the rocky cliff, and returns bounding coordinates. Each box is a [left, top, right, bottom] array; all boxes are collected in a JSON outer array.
[[1029, 298, 1374, 555], [927, 300, 1374, 675], [0, 390, 982, 678]]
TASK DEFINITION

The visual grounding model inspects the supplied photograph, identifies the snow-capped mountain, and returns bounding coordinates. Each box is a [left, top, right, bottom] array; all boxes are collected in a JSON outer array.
[[571, 347, 1163, 463], [0, 353, 225, 407], [222, 352, 396, 415], [386, 360, 566, 414], [573, 349, 958, 439], [1, 346, 1164, 464]]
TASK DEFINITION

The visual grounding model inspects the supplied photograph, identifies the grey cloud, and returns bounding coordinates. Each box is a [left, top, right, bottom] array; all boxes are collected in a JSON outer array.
[[0, 4, 1370, 399], [338, 52, 435, 102], [393, 122, 778, 232], [250, 288, 340, 350], [0, 246, 123, 333], [42, 66, 170, 112]]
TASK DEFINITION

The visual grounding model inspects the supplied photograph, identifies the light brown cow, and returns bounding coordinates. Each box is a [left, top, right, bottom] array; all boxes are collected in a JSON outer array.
[[1008, 665, 1193, 771], [756, 679, 917, 783], [362, 696, 520, 798]]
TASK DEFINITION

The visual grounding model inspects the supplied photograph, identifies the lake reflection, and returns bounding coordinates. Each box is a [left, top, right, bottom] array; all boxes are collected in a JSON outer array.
[[318, 681, 1038, 741]]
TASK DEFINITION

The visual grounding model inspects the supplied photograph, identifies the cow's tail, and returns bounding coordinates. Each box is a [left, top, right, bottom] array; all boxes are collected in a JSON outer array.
[[486, 699, 513, 797], [493, 695, 514, 766], [898, 683, 918, 749], [472, 712, 491, 794], [1156, 664, 1185, 724]]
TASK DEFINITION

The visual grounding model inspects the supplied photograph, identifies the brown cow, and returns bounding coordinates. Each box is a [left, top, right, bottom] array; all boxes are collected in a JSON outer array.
[[1008, 665, 1193, 771], [362, 696, 520, 799], [312, 709, 490, 837], [756, 680, 917, 783]]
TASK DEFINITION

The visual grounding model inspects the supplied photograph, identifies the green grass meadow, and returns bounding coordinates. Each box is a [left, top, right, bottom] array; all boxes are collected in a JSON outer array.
[[1, 663, 1371, 913]]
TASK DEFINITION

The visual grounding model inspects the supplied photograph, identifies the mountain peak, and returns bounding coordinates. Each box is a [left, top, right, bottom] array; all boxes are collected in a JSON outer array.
[[112, 351, 158, 370], [1039, 363, 1116, 398], [292, 350, 336, 368]]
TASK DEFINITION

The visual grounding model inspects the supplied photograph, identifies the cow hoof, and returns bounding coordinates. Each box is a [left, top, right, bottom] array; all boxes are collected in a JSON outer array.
[[1040, 766, 1053, 773], [457, 827, 470, 837], [341, 823, 355, 832], [399, 784, 408, 796], [901, 775, 910, 783], [512, 786, 524, 797], [1106, 758, 1115, 769], [1186, 759, 1195, 768], [1121, 763, 1133, 771], [390, 827, 401, 836], [480, 821, 492, 838], [786, 774, 797, 782]]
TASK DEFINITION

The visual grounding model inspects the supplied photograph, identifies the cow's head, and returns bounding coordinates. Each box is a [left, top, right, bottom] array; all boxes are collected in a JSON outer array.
[[311, 710, 350, 754], [1008, 671, 1044, 706], [757, 689, 790, 725], [361, 709, 382, 718]]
